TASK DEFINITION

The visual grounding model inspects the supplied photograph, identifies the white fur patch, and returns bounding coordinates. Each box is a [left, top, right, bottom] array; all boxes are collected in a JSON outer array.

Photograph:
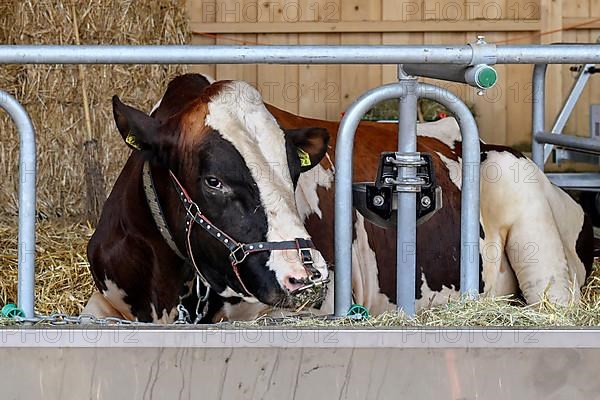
[[436, 152, 462, 189], [102, 280, 135, 320], [150, 99, 162, 115], [295, 163, 333, 221], [150, 303, 178, 324], [415, 273, 460, 310], [204, 81, 328, 295], [416, 117, 462, 149], [351, 213, 395, 315]]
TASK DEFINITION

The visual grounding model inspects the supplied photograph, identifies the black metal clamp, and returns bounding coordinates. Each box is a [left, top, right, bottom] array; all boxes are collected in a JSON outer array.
[[352, 151, 442, 229]]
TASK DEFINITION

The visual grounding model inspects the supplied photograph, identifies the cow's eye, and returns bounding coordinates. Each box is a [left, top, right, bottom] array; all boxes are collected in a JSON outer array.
[[205, 176, 223, 189]]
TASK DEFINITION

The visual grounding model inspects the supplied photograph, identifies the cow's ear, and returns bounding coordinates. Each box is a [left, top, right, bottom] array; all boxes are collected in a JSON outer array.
[[285, 127, 330, 172], [112, 95, 161, 151]]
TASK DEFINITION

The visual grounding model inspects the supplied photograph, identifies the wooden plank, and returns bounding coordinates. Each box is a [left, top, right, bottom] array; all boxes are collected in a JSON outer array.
[[339, 0, 381, 111], [505, 32, 534, 146], [189, 19, 541, 33], [576, 31, 592, 138], [256, 0, 299, 114], [560, 0, 587, 136], [563, 17, 600, 29], [214, 0, 258, 84], [298, 0, 341, 120], [187, 0, 217, 79], [468, 32, 507, 145], [381, 0, 423, 84], [540, 0, 563, 130]]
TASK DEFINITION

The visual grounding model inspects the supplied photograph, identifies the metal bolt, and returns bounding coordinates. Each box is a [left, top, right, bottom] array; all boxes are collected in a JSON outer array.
[[421, 195, 431, 208], [476, 35, 485, 44], [373, 195, 385, 207]]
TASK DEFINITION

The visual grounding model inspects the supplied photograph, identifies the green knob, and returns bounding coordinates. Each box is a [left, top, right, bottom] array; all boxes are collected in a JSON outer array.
[[1, 303, 25, 318], [475, 65, 497, 89], [347, 304, 370, 320]]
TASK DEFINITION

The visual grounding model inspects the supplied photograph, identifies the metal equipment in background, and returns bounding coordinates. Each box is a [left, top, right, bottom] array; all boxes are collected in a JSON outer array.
[[531, 38, 600, 192]]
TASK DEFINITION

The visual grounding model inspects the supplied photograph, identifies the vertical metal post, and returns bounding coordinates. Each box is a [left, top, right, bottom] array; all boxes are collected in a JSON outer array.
[[417, 83, 481, 296], [532, 64, 547, 169], [0, 91, 36, 318], [335, 81, 482, 315], [396, 66, 418, 315], [335, 83, 408, 317]]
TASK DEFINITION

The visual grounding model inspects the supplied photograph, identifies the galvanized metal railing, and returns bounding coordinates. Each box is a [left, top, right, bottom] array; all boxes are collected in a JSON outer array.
[[0, 91, 36, 319], [2, 43, 600, 319]]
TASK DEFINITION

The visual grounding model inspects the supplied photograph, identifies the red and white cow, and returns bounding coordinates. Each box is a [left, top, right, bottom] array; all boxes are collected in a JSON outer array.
[[84, 74, 594, 322]]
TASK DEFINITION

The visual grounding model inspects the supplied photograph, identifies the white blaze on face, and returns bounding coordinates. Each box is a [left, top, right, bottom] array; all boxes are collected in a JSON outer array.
[[204, 81, 328, 293]]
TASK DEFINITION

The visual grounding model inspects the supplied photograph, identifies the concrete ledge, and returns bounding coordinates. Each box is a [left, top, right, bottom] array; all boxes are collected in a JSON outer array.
[[0, 327, 599, 348]]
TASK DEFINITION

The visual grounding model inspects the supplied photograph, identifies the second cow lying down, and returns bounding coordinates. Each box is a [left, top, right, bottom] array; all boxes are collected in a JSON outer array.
[[84, 74, 594, 323]]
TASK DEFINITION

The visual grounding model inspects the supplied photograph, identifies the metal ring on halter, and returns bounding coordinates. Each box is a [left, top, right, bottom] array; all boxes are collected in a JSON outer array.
[[185, 201, 201, 219], [229, 245, 248, 265]]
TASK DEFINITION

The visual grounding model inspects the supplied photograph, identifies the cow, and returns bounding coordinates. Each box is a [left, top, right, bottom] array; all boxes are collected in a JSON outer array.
[[84, 73, 594, 323]]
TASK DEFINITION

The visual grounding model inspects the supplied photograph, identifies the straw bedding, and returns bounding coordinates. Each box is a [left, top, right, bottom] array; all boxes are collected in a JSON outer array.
[[0, 0, 190, 218], [1, 1, 599, 327], [0, 216, 599, 326]]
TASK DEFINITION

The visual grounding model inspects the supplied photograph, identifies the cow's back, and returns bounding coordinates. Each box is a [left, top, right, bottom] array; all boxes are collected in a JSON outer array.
[[268, 104, 595, 312]]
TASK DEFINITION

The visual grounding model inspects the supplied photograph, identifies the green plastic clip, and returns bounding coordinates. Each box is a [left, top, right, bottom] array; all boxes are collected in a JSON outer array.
[[1, 303, 25, 318], [347, 304, 369, 320]]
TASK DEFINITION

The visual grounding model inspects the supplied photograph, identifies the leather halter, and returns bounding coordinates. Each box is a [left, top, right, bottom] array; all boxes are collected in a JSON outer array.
[[142, 161, 325, 299]]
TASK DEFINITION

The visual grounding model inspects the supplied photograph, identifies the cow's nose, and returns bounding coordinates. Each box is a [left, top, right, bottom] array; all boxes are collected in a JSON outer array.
[[283, 274, 311, 292]]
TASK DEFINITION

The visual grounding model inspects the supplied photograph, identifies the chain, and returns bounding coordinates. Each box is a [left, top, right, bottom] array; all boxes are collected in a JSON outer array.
[[7, 306, 203, 326], [7, 313, 153, 326]]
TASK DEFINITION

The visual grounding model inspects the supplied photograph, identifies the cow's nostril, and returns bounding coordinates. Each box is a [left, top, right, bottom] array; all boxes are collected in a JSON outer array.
[[310, 269, 322, 280], [284, 275, 308, 291]]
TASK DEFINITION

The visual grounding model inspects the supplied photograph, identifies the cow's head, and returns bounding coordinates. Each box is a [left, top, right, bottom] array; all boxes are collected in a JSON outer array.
[[111, 74, 329, 309]]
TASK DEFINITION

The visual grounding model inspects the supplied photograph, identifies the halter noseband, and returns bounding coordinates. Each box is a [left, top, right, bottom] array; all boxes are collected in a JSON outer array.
[[164, 168, 326, 298]]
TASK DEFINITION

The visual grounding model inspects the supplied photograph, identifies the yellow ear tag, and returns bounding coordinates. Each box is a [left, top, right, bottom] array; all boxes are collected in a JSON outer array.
[[297, 147, 311, 167], [125, 132, 142, 150]]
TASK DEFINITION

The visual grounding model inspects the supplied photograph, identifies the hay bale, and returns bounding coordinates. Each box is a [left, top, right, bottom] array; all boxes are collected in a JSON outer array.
[[0, 0, 190, 219]]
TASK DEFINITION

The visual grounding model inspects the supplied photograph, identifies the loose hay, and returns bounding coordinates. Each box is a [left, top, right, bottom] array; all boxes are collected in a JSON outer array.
[[0, 217, 93, 316], [1, 1, 600, 328], [1, 217, 599, 326], [0, 0, 190, 218]]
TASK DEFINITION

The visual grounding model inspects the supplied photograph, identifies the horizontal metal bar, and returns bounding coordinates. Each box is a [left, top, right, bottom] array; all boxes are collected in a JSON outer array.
[[1, 328, 600, 348], [496, 45, 600, 64], [0, 44, 599, 64], [0, 45, 475, 64], [546, 173, 600, 190], [534, 132, 600, 154]]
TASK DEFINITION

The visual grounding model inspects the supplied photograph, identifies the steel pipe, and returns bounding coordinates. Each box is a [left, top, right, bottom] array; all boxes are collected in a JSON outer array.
[[535, 132, 600, 154], [335, 84, 410, 316], [1, 44, 600, 65], [496, 45, 600, 64], [418, 83, 481, 298], [532, 64, 548, 169], [396, 73, 419, 316], [335, 82, 481, 316], [0, 91, 36, 318]]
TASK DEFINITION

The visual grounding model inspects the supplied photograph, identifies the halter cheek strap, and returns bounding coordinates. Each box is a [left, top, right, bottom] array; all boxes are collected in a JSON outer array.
[[168, 170, 327, 298]]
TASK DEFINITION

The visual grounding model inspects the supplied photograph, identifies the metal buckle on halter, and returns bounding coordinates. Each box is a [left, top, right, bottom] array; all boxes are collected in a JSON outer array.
[[229, 245, 248, 265], [185, 201, 201, 219], [298, 248, 314, 265]]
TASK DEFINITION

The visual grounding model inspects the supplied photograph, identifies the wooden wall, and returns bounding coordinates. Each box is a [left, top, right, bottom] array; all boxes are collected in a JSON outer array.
[[186, 0, 600, 146]]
